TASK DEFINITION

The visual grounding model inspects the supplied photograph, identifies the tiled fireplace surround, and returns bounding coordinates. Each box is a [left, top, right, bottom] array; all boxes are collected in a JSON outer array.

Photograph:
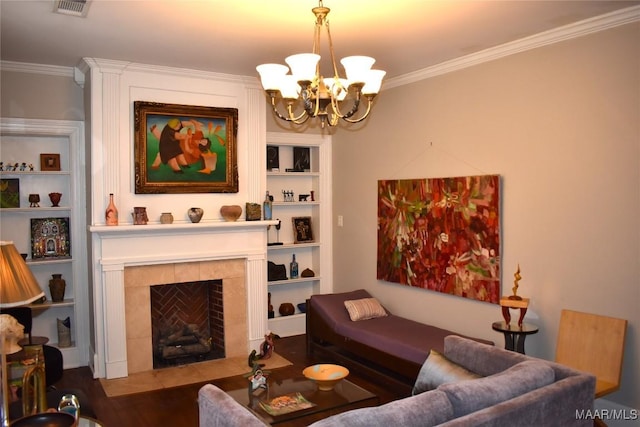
[[90, 223, 270, 379]]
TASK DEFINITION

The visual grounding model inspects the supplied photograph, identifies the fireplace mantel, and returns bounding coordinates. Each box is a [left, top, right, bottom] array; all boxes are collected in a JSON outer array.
[[90, 220, 275, 379]]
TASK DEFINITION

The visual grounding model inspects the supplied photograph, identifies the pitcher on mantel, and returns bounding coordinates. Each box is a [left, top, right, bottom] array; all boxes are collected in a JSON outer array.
[[105, 193, 119, 225]]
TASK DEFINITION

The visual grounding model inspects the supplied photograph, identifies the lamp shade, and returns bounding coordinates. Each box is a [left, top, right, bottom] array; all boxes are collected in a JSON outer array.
[[285, 53, 320, 83], [256, 63, 290, 91], [340, 56, 375, 84], [0, 241, 45, 308], [362, 70, 387, 95]]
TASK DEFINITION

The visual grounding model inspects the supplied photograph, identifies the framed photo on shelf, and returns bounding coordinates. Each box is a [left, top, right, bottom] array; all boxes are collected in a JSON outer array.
[[293, 147, 310, 172], [292, 216, 314, 244], [133, 101, 239, 194], [30, 217, 71, 260], [267, 145, 280, 171], [40, 153, 61, 171], [0, 178, 20, 208]]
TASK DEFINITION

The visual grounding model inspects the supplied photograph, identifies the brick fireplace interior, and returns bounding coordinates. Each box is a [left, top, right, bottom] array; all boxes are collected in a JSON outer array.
[[150, 279, 225, 369], [123, 259, 247, 374]]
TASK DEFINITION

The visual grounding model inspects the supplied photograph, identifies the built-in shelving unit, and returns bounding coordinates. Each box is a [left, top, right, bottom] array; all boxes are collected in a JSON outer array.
[[0, 118, 89, 369], [265, 132, 332, 337]]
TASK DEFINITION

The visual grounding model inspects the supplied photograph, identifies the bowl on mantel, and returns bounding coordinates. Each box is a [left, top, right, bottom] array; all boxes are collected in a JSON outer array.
[[303, 364, 349, 391]]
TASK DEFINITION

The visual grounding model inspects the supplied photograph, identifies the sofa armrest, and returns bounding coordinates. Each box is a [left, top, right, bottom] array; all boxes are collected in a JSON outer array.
[[198, 384, 267, 427]]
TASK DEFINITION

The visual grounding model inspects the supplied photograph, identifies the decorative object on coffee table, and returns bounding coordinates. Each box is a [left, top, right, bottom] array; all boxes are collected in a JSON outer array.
[[220, 205, 242, 221], [48, 192, 62, 207], [303, 364, 349, 391]]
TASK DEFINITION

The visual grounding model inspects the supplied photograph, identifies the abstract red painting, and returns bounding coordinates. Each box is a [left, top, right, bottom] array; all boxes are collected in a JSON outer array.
[[377, 175, 501, 303]]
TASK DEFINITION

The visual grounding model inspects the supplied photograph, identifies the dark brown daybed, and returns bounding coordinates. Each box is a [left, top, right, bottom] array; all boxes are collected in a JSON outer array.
[[306, 289, 493, 391]]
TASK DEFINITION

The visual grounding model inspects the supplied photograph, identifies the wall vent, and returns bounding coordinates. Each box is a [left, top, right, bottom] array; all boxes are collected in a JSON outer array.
[[54, 0, 90, 17]]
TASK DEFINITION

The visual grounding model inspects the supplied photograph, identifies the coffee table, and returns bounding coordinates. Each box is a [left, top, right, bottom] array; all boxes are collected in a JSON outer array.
[[226, 376, 379, 426]]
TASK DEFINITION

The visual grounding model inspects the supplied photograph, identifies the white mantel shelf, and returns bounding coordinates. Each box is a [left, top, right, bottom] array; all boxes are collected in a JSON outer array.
[[89, 220, 278, 235]]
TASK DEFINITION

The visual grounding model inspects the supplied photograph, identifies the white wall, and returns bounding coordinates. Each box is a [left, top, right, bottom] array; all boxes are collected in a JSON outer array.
[[331, 22, 640, 409]]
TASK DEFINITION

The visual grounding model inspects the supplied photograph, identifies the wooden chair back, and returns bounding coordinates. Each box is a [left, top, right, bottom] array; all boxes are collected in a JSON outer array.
[[556, 309, 627, 398]]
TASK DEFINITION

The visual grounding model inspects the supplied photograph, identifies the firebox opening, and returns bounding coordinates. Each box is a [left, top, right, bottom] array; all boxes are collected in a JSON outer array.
[[150, 279, 224, 369]]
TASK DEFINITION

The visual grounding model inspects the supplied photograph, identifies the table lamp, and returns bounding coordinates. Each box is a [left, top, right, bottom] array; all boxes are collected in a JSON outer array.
[[1, 241, 46, 427]]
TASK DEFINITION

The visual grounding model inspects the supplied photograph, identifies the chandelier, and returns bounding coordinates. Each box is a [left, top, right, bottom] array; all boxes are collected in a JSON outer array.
[[256, 1, 386, 128]]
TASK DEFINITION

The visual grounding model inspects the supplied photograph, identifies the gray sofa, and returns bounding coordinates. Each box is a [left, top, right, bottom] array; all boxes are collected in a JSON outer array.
[[198, 335, 595, 427]]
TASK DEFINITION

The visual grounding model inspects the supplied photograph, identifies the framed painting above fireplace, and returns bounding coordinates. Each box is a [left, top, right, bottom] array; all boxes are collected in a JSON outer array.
[[134, 101, 239, 194]]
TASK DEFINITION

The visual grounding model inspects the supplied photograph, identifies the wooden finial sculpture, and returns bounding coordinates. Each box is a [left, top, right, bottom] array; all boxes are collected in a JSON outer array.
[[509, 264, 523, 300], [499, 264, 529, 327]]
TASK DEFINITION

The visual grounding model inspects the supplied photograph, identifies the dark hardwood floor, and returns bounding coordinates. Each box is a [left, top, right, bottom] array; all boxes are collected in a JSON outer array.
[[50, 335, 407, 426]]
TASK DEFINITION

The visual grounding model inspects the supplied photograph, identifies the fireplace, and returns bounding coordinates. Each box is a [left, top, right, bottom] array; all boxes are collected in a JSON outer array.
[[89, 222, 270, 379], [150, 279, 224, 369]]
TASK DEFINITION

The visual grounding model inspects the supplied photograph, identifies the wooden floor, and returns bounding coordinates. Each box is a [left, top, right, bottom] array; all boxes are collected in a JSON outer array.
[[52, 335, 406, 426]]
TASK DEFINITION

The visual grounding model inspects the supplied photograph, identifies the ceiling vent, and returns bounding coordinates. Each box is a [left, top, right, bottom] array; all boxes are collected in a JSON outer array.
[[54, 0, 91, 17]]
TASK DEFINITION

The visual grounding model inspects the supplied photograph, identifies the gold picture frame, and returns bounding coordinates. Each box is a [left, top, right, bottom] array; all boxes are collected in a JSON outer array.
[[134, 101, 239, 194]]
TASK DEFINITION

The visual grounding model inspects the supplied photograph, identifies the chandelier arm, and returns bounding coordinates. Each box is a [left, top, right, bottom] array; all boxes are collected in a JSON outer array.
[[340, 96, 374, 124], [268, 94, 309, 124]]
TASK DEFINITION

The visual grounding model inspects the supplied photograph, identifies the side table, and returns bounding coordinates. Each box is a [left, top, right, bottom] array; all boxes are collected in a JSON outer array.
[[491, 321, 538, 354]]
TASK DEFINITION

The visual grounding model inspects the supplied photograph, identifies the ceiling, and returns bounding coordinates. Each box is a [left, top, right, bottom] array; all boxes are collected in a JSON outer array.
[[1, 1, 638, 80]]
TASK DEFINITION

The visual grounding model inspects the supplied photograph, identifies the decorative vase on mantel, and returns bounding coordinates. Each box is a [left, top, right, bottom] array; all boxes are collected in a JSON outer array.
[[188, 207, 204, 223], [105, 193, 119, 226], [49, 274, 66, 302]]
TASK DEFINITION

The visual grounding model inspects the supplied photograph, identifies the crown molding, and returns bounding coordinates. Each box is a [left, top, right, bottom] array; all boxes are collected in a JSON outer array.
[[384, 5, 640, 90], [0, 60, 74, 77], [2, 5, 638, 89]]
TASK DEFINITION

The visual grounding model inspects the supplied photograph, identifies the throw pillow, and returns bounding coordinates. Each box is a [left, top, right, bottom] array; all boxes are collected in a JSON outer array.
[[438, 360, 555, 418], [412, 349, 482, 395], [343, 298, 387, 321]]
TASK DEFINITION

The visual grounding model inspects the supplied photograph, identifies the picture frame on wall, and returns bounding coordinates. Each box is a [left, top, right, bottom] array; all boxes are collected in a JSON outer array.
[[133, 101, 239, 194], [40, 153, 61, 171], [292, 216, 314, 244], [31, 217, 71, 260]]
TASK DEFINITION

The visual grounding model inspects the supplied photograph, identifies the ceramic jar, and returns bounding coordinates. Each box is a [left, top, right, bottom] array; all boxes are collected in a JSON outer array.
[[49, 274, 66, 302], [220, 205, 242, 221], [160, 212, 174, 224], [279, 302, 295, 316], [132, 207, 148, 225], [48, 192, 62, 207], [188, 207, 204, 223]]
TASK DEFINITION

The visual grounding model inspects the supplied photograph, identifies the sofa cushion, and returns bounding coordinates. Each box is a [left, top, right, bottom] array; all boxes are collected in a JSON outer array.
[[344, 297, 388, 321], [438, 360, 555, 418], [308, 389, 455, 427], [412, 349, 482, 395]]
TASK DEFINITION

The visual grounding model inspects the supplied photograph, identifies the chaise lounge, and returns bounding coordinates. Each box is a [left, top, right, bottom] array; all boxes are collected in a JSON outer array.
[[305, 289, 492, 388]]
